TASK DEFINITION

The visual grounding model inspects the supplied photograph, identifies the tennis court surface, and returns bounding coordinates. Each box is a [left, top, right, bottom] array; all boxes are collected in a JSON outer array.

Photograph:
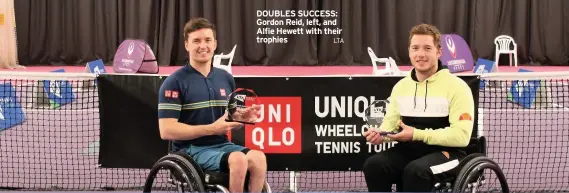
[[1, 67, 568, 192]]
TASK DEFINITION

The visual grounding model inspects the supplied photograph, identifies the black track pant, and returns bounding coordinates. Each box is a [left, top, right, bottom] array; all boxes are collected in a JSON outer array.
[[363, 143, 466, 192]]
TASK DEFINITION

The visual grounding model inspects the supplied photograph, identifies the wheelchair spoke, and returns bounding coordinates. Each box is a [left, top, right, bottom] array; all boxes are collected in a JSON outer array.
[[467, 166, 507, 192], [468, 174, 484, 193]]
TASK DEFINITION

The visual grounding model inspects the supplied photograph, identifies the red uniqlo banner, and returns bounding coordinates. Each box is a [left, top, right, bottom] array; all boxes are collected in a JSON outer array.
[[245, 97, 302, 154]]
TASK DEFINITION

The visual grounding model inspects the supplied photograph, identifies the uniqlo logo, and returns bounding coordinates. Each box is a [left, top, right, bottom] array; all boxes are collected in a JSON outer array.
[[165, 90, 172, 98], [220, 89, 226, 96], [172, 91, 179, 99], [245, 97, 302, 154]]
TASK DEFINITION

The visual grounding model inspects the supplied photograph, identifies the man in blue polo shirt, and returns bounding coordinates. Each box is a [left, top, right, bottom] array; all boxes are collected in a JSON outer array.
[[157, 18, 266, 193]]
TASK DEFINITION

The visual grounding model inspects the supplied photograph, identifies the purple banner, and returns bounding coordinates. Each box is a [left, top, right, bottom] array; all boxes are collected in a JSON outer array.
[[138, 44, 159, 74], [112, 39, 158, 74], [440, 34, 474, 73]]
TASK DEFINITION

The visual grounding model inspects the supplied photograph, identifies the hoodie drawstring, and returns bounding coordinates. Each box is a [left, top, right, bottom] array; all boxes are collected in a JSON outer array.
[[424, 80, 428, 112], [413, 80, 429, 112], [413, 83, 418, 109]]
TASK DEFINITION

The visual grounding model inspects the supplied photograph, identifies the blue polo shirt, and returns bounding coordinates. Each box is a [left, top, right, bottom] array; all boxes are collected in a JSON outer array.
[[158, 63, 235, 149]]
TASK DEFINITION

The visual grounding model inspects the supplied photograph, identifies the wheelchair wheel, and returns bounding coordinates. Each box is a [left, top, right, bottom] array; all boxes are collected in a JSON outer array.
[[452, 156, 509, 193], [143, 154, 206, 193]]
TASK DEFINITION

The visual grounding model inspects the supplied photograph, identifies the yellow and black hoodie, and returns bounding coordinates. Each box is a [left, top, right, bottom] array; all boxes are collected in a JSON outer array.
[[380, 61, 475, 151]]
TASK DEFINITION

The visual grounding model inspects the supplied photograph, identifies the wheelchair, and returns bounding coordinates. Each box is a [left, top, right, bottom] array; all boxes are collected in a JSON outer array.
[[390, 136, 510, 193], [143, 144, 272, 193]]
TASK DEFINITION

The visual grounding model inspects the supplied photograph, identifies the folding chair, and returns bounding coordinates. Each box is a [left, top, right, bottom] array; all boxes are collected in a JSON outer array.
[[494, 35, 518, 70], [367, 47, 403, 76], [213, 45, 237, 74]]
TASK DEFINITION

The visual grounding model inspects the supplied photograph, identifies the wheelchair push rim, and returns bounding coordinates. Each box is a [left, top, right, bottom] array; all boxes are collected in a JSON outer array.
[[452, 156, 510, 193], [143, 155, 206, 193]]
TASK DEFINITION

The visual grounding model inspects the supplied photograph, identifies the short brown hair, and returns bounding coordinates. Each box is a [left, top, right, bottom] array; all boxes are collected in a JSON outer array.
[[408, 23, 441, 49], [183, 18, 216, 41]]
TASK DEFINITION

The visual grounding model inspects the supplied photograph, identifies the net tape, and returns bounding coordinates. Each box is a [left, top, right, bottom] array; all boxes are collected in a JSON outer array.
[[0, 71, 567, 192]]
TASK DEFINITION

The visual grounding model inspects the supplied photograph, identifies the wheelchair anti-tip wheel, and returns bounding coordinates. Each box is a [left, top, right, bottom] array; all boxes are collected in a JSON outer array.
[[143, 154, 206, 193], [452, 156, 510, 193]]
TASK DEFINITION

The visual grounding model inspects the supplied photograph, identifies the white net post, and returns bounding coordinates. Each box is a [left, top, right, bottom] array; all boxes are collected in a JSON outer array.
[[477, 108, 484, 137], [289, 170, 298, 193]]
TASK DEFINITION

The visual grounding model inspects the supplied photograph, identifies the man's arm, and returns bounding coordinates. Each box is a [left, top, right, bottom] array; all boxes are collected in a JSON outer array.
[[412, 82, 475, 147], [379, 85, 401, 132], [377, 85, 401, 141], [157, 77, 217, 141]]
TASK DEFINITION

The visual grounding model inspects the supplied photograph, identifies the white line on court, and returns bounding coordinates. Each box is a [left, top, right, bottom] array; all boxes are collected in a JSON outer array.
[[480, 107, 569, 112], [551, 103, 569, 110], [14, 80, 91, 91], [22, 108, 99, 113]]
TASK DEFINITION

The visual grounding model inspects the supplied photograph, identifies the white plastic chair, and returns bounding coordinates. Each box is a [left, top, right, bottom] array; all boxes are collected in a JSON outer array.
[[213, 45, 237, 74], [367, 47, 403, 76], [494, 35, 518, 70]]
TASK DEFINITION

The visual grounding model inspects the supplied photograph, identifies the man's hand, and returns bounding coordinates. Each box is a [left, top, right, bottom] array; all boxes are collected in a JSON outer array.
[[387, 121, 414, 141], [363, 128, 384, 145], [211, 112, 244, 135], [231, 104, 261, 123]]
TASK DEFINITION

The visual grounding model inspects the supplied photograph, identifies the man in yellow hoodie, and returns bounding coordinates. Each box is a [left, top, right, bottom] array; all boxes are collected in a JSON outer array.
[[362, 24, 475, 192]]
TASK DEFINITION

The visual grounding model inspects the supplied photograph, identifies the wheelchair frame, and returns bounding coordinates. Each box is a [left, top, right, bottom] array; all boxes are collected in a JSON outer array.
[[143, 149, 272, 193], [429, 136, 510, 193], [386, 136, 509, 192]]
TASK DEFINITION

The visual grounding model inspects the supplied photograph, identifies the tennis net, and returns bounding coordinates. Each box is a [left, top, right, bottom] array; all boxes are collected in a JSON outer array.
[[0, 72, 148, 191], [0, 71, 568, 192], [476, 71, 569, 192]]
